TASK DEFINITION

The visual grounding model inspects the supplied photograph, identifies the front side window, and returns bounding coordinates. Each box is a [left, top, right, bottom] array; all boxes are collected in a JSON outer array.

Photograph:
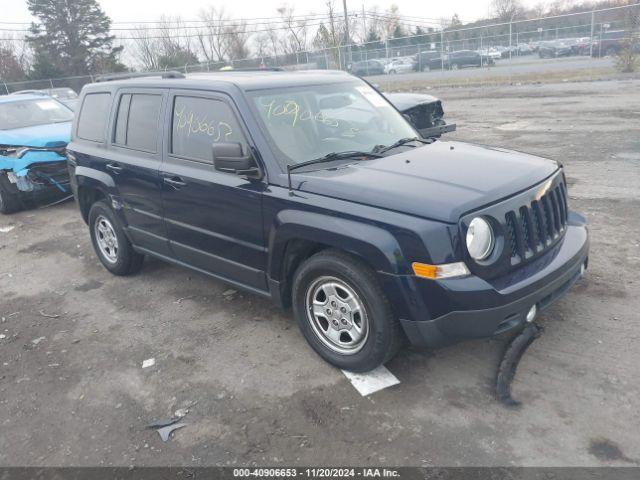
[[0, 98, 73, 131], [171, 96, 246, 163], [249, 81, 417, 165]]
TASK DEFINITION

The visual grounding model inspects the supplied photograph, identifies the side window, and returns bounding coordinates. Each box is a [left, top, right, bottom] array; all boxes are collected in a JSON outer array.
[[116, 93, 162, 153], [77, 92, 111, 142], [171, 96, 246, 163]]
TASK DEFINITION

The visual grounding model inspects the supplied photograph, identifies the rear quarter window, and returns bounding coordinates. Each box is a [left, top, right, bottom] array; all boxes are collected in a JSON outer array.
[[76, 92, 111, 142], [125, 94, 162, 152]]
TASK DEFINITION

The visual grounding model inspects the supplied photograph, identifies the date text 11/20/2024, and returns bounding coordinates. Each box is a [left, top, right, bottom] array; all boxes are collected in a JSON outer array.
[[233, 468, 400, 477]]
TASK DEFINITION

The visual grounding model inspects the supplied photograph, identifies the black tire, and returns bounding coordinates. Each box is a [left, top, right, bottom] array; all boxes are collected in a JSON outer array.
[[292, 249, 404, 372], [88, 200, 144, 276], [0, 173, 23, 214]]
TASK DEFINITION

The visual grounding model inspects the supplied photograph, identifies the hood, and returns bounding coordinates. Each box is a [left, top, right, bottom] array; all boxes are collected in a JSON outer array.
[[384, 92, 440, 111], [0, 121, 71, 148], [293, 140, 559, 223]]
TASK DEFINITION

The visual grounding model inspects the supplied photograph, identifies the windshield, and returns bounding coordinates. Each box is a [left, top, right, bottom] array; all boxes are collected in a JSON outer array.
[[250, 81, 418, 166], [0, 98, 73, 130]]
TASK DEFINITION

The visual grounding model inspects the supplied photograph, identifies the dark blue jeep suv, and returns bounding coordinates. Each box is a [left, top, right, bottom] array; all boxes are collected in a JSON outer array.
[[67, 70, 589, 372]]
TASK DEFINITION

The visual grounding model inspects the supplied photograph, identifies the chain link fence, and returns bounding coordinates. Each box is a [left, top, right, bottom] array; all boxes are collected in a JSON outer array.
[[2, 3, 638, 95]]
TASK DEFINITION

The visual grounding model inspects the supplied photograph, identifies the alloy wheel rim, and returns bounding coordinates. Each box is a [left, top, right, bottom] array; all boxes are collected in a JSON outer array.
[[94, 215, 119, 264], [305, 276, 369, 355]]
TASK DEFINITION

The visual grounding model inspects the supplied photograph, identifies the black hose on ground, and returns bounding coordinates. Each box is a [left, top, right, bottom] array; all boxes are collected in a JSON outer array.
[[496, 322, 543, 407]]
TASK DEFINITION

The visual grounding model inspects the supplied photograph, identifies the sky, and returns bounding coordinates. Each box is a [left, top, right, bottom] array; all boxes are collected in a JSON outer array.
[[5, 0, 547, 27]]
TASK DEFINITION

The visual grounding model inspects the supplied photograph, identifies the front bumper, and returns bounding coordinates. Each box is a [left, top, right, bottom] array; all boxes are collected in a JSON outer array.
[[393, 214, 589, 348]]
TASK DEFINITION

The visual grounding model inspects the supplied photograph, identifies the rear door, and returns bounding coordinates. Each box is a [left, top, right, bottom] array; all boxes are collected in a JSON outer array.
[[160, 90, 268, 292], [107, 88, 170, 255]]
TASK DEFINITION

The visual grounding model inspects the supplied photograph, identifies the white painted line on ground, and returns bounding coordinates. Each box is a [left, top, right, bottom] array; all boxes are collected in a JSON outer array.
[[342, 365, 400, 396], [141, 358, 156, 369]]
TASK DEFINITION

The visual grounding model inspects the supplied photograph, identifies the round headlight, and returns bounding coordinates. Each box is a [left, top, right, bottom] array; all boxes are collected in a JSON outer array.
[[466, 217, 494, 261]]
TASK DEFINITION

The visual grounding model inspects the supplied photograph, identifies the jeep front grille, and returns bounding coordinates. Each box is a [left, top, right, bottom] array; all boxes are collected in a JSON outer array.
[[504, 181, 568, 266]]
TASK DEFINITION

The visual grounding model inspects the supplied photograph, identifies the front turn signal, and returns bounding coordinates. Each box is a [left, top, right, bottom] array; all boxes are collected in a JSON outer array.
[[412, 261, 470, 280]]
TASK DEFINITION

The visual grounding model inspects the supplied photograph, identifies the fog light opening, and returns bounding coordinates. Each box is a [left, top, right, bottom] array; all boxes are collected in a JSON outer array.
[[526, 305, 537, 323]]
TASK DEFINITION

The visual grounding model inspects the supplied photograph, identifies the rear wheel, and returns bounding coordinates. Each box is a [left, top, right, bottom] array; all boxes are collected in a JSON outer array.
[[0, 173, 22, 214], [292, 250, 404, 372], [88, 200, 144, 276]]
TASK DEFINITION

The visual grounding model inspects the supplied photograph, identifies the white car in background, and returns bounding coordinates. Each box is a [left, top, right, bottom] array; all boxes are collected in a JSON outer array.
[[384, 57, 414, 74], [477, 48, 502, 61]]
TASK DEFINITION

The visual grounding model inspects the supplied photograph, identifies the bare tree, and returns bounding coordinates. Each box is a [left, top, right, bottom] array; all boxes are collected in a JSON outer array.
[[265, 25, 283, 64], [252, 32, 272, 59], [313, 1, 342, 67], [363, 5, 384, 43], [196, 6, 230, 63], [129, 16, 199, 70], [277, 5, 309, 55], [129, 26, 160, 70], [490, 0, 524, 21], [156, 16, 197, 65], [380, 4, 401, 40], [226, 20, 251, 61], [0, 37, 27, 82]]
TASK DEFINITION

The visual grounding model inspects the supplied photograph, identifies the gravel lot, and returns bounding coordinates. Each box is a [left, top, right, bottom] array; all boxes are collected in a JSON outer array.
[[0, 78, 639, 467]]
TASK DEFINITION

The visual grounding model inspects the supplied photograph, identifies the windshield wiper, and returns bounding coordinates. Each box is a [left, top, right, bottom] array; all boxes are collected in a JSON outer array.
[[372, 137, 432, 155], [286, 150, 382, 194]]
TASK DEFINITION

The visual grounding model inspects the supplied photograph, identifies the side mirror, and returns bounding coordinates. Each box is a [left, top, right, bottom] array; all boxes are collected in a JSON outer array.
[[212, 142, 259, 177]]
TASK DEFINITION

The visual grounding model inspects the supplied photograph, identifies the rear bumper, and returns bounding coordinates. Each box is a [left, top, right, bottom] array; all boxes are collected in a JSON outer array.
[[393, 215, 589, 348]]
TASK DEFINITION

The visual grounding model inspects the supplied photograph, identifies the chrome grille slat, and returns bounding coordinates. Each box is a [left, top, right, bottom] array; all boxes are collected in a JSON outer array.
[[556, 186, 567, 225], [549, 190, 561, 233], [504, 177, 568, 267]]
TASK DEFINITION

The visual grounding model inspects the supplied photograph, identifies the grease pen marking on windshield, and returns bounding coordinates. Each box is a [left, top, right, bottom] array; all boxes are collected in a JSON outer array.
[[259, 99, 339, 128]]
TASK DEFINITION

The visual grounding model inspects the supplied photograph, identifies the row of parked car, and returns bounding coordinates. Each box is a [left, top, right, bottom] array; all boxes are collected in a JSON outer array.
[[348, 49, 496, 76], [347, 30, 637, 76], [538, 31, 639, 58]]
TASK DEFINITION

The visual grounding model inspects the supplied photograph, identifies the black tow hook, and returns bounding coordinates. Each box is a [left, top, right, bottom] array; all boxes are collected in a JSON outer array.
[[496, 322, 544, 407]]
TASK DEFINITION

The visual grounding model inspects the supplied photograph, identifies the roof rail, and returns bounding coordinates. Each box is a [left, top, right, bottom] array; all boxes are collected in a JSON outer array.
[[94, 71, 185, 83], [215, 67, 285, 72]]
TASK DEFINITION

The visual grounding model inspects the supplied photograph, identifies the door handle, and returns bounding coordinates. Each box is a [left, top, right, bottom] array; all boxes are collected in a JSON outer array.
[[163, 176, 187, 188], [105, 163, 123, 174]]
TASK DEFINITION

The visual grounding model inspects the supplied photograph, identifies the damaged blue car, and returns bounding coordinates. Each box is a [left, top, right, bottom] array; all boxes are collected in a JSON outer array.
[[0, 94, 73, 214]]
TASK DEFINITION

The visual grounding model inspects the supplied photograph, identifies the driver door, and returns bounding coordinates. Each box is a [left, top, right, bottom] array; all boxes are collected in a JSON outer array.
[[160, 90, 268, 292]]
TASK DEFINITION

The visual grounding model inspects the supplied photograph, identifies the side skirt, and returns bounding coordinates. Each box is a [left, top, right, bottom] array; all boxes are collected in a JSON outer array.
[[133, 246, 273, 300]]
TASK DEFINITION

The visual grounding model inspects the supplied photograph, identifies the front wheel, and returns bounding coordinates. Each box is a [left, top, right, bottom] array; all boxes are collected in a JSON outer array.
[[292, 250, 404, 372], [88, 200, 144, 276]]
